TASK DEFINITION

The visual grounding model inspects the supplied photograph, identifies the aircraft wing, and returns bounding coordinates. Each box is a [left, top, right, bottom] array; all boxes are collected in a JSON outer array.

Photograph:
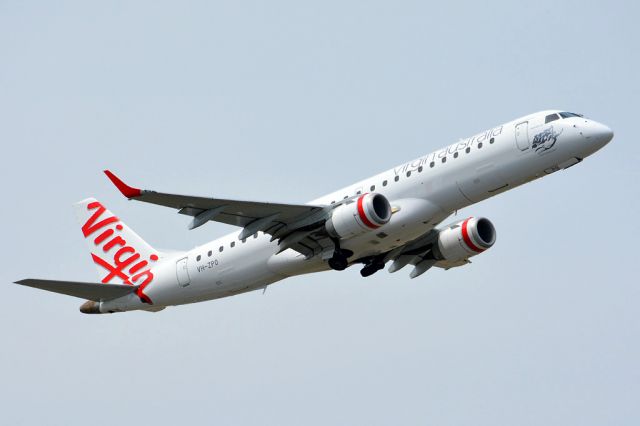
[[384, 224, 474, 278], [383, 228, 441, 278], [104, 170, 332, 257], [13, 279, 138, 301]]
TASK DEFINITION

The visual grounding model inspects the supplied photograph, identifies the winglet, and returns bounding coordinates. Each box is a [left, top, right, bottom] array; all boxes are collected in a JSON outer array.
[[104, 170, 142, 198]]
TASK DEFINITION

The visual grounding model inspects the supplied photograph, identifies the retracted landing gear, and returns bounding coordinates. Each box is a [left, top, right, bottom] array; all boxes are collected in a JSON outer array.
[[328, 255, 348, 271], [328, 238, 353, 271], [360, 257, 386, 277]]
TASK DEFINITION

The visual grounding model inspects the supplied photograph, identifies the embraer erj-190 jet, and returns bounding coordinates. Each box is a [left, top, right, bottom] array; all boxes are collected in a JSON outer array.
[[14, 110, 613, 314]]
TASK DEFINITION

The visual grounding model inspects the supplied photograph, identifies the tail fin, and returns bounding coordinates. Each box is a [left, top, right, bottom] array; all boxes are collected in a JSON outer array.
[[73, 198, 161, 289]]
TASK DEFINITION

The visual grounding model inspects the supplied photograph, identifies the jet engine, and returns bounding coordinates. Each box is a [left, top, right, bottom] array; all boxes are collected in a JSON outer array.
[[326, 193, 392, 239], [431, 217, 496, 263]]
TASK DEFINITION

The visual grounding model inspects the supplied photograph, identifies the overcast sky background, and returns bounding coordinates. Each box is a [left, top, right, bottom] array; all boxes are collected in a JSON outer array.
[[1, 1, 638, 425]]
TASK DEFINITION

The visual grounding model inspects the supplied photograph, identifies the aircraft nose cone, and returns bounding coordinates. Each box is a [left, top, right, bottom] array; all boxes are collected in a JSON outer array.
[[586, 121, 614, 147]]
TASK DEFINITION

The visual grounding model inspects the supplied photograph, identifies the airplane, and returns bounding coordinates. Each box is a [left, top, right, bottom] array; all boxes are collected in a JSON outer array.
[[13, 110, 613, 314]]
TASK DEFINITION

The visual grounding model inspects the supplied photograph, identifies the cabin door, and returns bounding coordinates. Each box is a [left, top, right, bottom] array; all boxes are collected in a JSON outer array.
[[176, 257, 191, 287], [515, 121, 530, 150]]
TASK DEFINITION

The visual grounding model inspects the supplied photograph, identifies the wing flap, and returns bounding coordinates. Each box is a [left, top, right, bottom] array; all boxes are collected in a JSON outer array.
[[13, 279, 138, 302]]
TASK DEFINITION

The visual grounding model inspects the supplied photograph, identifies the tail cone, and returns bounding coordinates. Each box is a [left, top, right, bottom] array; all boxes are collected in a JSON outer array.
[[79, 300, 101, 314]]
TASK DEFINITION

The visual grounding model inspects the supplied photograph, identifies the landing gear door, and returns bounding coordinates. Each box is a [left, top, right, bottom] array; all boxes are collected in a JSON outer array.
[[515, 121, 530, 151], [176, 257, 190, 287]]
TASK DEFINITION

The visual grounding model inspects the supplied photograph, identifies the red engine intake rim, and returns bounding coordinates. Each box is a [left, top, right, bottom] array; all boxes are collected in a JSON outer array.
[[357, 194, 381, 229], [461, 217, 484, 253]]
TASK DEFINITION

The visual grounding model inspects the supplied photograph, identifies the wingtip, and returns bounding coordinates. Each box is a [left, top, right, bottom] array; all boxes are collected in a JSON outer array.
[[103, 170, 142, 199]]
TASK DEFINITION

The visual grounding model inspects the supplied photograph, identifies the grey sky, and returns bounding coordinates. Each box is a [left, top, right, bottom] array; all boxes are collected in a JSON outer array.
[[1, 1, 638, 425]]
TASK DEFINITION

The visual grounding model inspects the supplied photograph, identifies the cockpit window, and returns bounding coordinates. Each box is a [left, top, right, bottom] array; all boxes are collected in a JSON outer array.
[[545, 113, 560, 124], [559, 112, 582, 119]]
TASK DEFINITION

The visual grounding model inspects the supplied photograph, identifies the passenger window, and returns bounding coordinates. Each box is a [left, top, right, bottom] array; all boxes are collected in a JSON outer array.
[[418, 166, 423, 172], [430, 161, 435, 168], [466, 147, 471, 153], [545, 113, 560, 123], [219, 246, 223, 252], [242, 238, 247, 244], [230, 241, 235, 248], [196, 255, 201, 261], [490, 137, 495, 144], [208, 250, 212, 257], [453, 152, 458, 158], [394, 176, 400, 182], [441, 157, 446, 163], [478, 142, 483, 148], [382, 180, 388, 186], [370, 185, 375, 191], [406, 171, 411, 177]]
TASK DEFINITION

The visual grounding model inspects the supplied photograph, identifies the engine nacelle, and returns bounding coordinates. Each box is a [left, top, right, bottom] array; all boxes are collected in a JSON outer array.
[[326, 193, 392, 239], [432, 217, 496, 264]]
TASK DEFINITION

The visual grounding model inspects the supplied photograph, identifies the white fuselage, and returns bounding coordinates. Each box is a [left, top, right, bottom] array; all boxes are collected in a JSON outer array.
[[100, 110, 613, 313]]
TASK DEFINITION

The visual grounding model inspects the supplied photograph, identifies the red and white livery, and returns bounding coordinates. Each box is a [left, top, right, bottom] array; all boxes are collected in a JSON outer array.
[[15, 110, 613, 314]]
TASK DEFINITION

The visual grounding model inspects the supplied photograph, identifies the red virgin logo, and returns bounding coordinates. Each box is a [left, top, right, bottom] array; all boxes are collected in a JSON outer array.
[[82, 201, 157, 304]]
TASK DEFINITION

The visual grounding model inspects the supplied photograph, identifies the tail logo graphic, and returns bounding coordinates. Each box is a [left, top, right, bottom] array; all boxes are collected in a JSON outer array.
[[82, 201, 158, 304]]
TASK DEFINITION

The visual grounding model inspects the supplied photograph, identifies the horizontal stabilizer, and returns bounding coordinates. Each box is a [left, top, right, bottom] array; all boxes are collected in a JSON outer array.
[[13, 279, 138, 302]]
